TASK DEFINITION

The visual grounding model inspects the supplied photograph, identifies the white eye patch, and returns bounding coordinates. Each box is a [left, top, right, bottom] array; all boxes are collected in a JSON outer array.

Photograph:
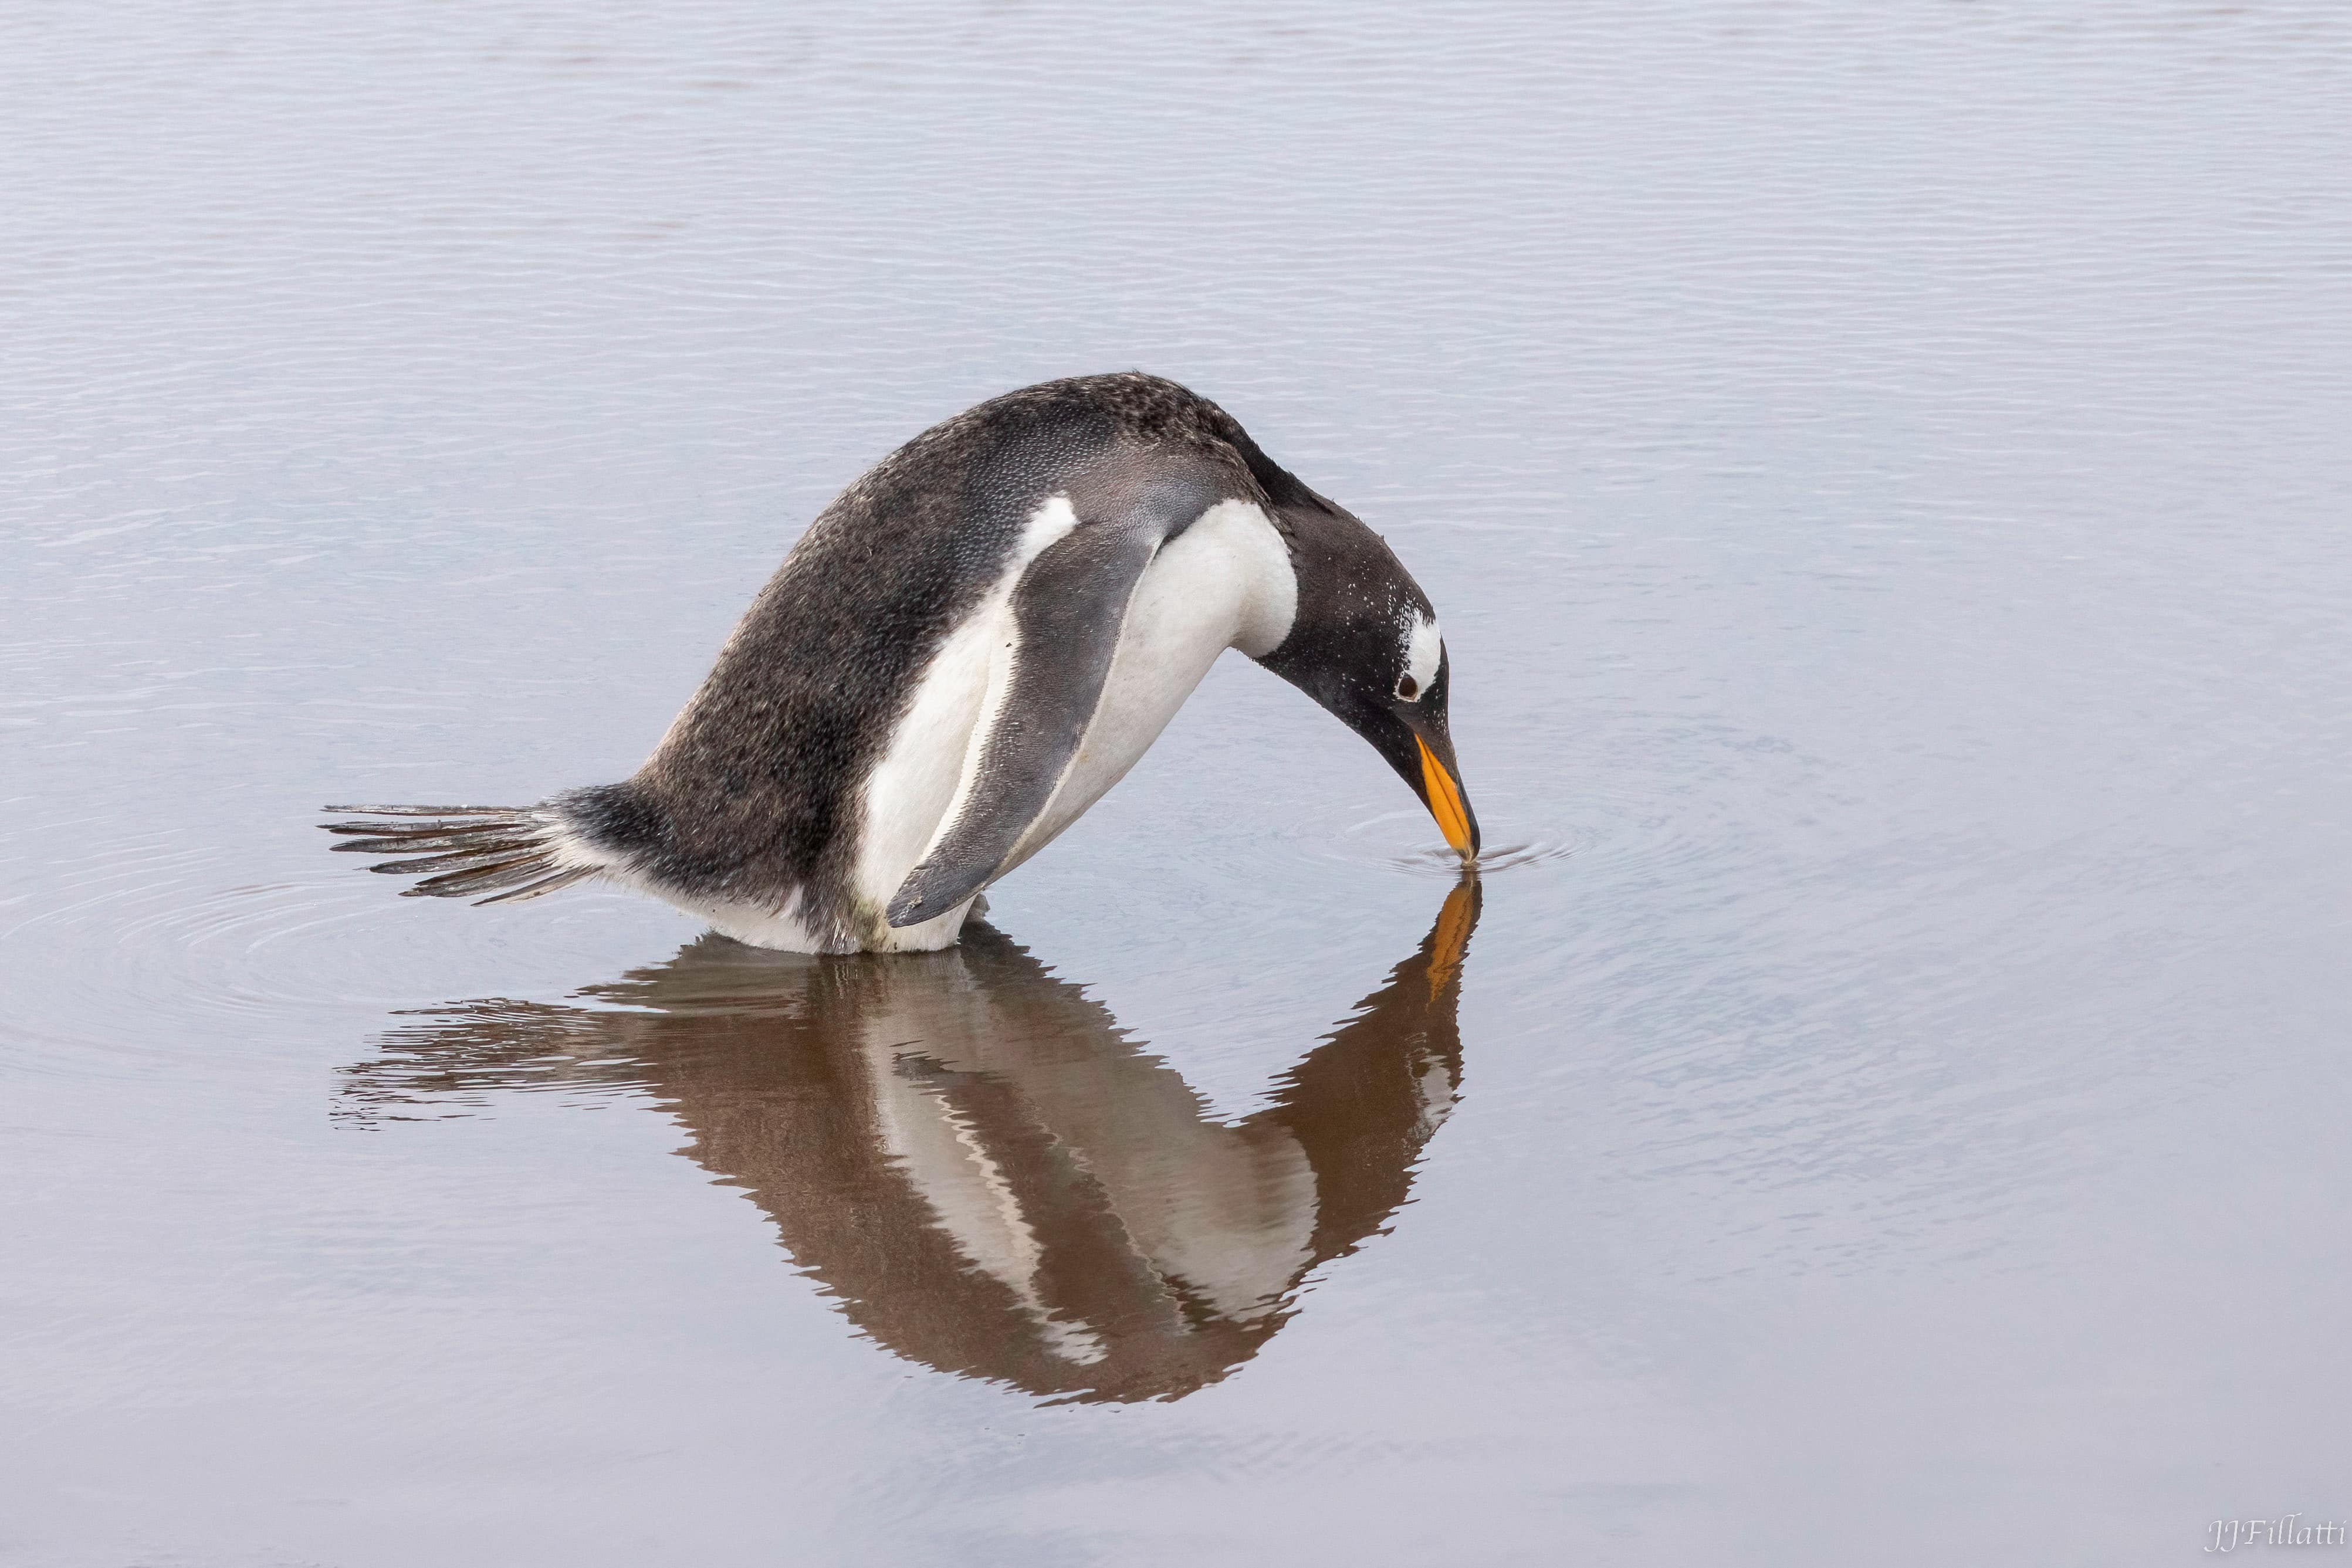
[[1396, 614, 1442, 702]]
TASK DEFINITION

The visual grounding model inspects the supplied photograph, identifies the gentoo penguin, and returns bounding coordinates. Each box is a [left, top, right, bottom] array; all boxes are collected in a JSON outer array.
[[326, 372, 1477, 953]]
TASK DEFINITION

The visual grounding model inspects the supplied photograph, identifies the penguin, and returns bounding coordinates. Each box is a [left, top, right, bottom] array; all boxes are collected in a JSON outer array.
[[325, 372, 1477, 953]]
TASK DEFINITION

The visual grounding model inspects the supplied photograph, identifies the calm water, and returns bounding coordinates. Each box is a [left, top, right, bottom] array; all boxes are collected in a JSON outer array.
[[5, 2, 2349, 1563]]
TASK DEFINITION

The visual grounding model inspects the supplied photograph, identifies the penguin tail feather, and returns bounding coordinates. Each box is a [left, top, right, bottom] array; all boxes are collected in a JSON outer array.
[[320, 803, 603, 905]]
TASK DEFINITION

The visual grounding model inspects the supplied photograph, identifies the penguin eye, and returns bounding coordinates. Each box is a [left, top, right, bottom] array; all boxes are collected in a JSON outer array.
[[1395, 673, 1420, 702]]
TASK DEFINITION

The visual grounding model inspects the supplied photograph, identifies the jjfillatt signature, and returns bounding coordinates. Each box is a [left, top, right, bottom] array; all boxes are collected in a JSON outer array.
[[2207, 1516, 2347, 1553]]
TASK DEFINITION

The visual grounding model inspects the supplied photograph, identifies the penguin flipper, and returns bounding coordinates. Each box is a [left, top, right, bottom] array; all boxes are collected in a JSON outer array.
[[884, 482, 1213, 929]]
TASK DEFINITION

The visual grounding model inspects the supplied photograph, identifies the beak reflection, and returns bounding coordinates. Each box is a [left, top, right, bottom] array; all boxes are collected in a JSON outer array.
[[341, 883, 1483, 1405]]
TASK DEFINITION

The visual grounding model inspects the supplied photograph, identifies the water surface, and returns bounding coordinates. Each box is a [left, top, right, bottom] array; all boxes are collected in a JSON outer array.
[[4, 2, 2348, 1563]]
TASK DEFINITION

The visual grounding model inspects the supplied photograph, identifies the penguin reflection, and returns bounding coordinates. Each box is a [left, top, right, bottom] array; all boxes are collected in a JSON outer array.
[[342, 882, 1478, 1404]]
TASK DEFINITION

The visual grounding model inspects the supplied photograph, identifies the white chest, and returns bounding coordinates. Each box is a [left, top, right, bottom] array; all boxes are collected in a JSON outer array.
[[1001, 498, 1294, 873], [852, 497, 1294, 943]]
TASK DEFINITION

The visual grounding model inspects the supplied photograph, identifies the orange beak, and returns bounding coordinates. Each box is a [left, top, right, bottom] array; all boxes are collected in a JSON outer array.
[[1416, 736, 1477, 861]]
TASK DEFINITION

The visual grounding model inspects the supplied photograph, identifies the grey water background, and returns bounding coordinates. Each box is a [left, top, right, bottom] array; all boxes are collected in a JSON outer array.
[[4, 1, 2348, 1562]]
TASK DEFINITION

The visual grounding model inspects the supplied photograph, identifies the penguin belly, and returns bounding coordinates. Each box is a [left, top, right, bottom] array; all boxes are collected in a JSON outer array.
[[847, 498, 1082, 951]]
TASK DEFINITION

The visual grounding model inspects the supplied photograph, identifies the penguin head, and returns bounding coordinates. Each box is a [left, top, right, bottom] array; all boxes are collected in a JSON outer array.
[[1254, 492, 1481, 862]]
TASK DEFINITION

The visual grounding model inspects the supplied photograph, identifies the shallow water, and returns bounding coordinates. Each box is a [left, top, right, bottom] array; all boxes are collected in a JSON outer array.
[[5, 2, 2349, 1563]]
